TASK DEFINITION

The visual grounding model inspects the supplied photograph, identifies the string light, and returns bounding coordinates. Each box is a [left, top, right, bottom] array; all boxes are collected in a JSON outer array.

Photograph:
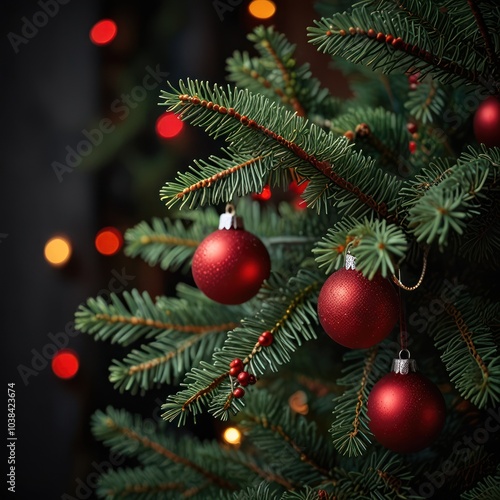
[[89, 19, 118, 46], [248, 0, 276, 20], [52, 349, 79, 380], [155, 112, 184, 139], [222, 427, 242, 445], [44, 236, 72, 267], [95, 227, 123, 256]]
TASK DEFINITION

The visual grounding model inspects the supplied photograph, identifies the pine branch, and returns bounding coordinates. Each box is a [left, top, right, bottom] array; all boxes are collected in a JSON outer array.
[[405, 77, 447, 125], [240, 390, 336, 485], [124, 216, 208, 271], [248, 26, 307, 117], [329, 344, 394, 457], [332, 450, 417, 499], [75, 288, 240, 347], [308, 7, 498, 91], [108, 325, 235, 394], [427, 291, 500, 409], [314, 217, 408, 279], [404, 146, 498, 248], [329, 107, 412, 174], [466, 0, 500, 69], [97, 466, 187, 499], [159, 79, 402, 221], [460, 464, 500, 500], [162, 269, 323, 424], [91, 408, 251, 493]]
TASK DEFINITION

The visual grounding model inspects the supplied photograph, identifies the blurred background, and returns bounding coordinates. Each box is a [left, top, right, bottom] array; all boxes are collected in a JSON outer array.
[[1, 0, 349, 497]]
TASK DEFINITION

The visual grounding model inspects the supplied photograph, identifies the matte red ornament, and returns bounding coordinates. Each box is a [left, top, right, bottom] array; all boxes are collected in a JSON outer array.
[[317, 258, 399, 349], [473, 96, 500, 148], [367, 356, 446, 453], [192, 207, 271, 305]]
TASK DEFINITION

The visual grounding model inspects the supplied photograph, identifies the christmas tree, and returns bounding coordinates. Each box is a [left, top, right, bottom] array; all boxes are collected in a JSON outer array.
[[74, 1, 500, 498]]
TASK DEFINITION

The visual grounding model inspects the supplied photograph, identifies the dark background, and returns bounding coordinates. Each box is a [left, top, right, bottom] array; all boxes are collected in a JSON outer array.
[[1, 1, 347, 498]]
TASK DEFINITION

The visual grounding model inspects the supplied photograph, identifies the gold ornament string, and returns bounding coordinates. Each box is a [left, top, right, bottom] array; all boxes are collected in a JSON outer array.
[[391, 247, 429, 291]]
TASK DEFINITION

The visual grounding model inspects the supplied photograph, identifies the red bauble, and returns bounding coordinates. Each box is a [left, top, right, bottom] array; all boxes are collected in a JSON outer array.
[[317, 268, 399, 348], [474, 96, 500, 148], [192, 227, 270, 305], [367, 367, 446, 454]]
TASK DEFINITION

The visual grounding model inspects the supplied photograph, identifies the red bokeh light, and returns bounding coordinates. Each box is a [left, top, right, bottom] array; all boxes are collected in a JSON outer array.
[[95, 227, 123, 256], [155, 112, 184, 139], [252, 185, 272, 201], [90, 19, 117, 46], [52, 349, 79, 380]]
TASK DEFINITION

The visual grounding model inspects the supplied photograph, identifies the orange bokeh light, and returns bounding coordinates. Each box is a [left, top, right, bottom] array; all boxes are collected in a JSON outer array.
[[155, 112, 184, 139], [52, 349, 79, 380], [95, 227, 123, 256], [248, 0, 276, 19], [90, 19, 118, 46], [44, 236, 72, 267]]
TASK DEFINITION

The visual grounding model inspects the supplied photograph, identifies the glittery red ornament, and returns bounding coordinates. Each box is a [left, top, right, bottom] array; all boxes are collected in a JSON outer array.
[[192, 206, 271, 305], [317, 257, 399, 349], [367, 356, 446, 453], [473, 96, 500, 148]]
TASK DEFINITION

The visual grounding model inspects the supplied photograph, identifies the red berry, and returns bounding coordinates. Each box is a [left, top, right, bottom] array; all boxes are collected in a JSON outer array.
[[248, 374, 257, 385], [409, 141, 417, 154], [237, 371, 250, 386], [229, 358, 243, 368], [407, 122, 418, 134], [408, 73, 420, 84], [229, 366, 243, 377], [258, 331, 274, 347], [233, 387, 245, 398]]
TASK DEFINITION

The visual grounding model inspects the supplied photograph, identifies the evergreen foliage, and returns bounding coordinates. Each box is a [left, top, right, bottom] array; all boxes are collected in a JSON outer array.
[[74, 1, 500, 498]]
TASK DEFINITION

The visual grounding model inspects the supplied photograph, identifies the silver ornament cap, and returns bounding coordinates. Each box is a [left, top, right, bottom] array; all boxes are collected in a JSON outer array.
[[219, 204, 244, 230], [391, 349, 417, 375]]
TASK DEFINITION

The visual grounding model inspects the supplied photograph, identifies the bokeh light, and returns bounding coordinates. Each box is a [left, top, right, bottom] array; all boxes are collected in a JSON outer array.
[[95, 227, 123, 256], [155, 112, 184, 139], [252, 184, 272, 201], [52, 349, 80, 380], [90, 19, 117, 46], [248, 0, 276, 19], [44, 236, 72, 267], [222, 427, 242, 445]]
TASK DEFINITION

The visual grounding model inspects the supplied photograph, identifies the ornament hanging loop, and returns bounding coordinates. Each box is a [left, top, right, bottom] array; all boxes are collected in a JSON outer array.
[[391, 247, 428, 291], [344, 241, 356, 270]]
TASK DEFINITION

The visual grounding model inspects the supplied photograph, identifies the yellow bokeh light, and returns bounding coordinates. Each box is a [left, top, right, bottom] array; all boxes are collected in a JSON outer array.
[[223, 427, 242, 445], [44, 236, 72, 266], [248, 0, 276, 20]]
